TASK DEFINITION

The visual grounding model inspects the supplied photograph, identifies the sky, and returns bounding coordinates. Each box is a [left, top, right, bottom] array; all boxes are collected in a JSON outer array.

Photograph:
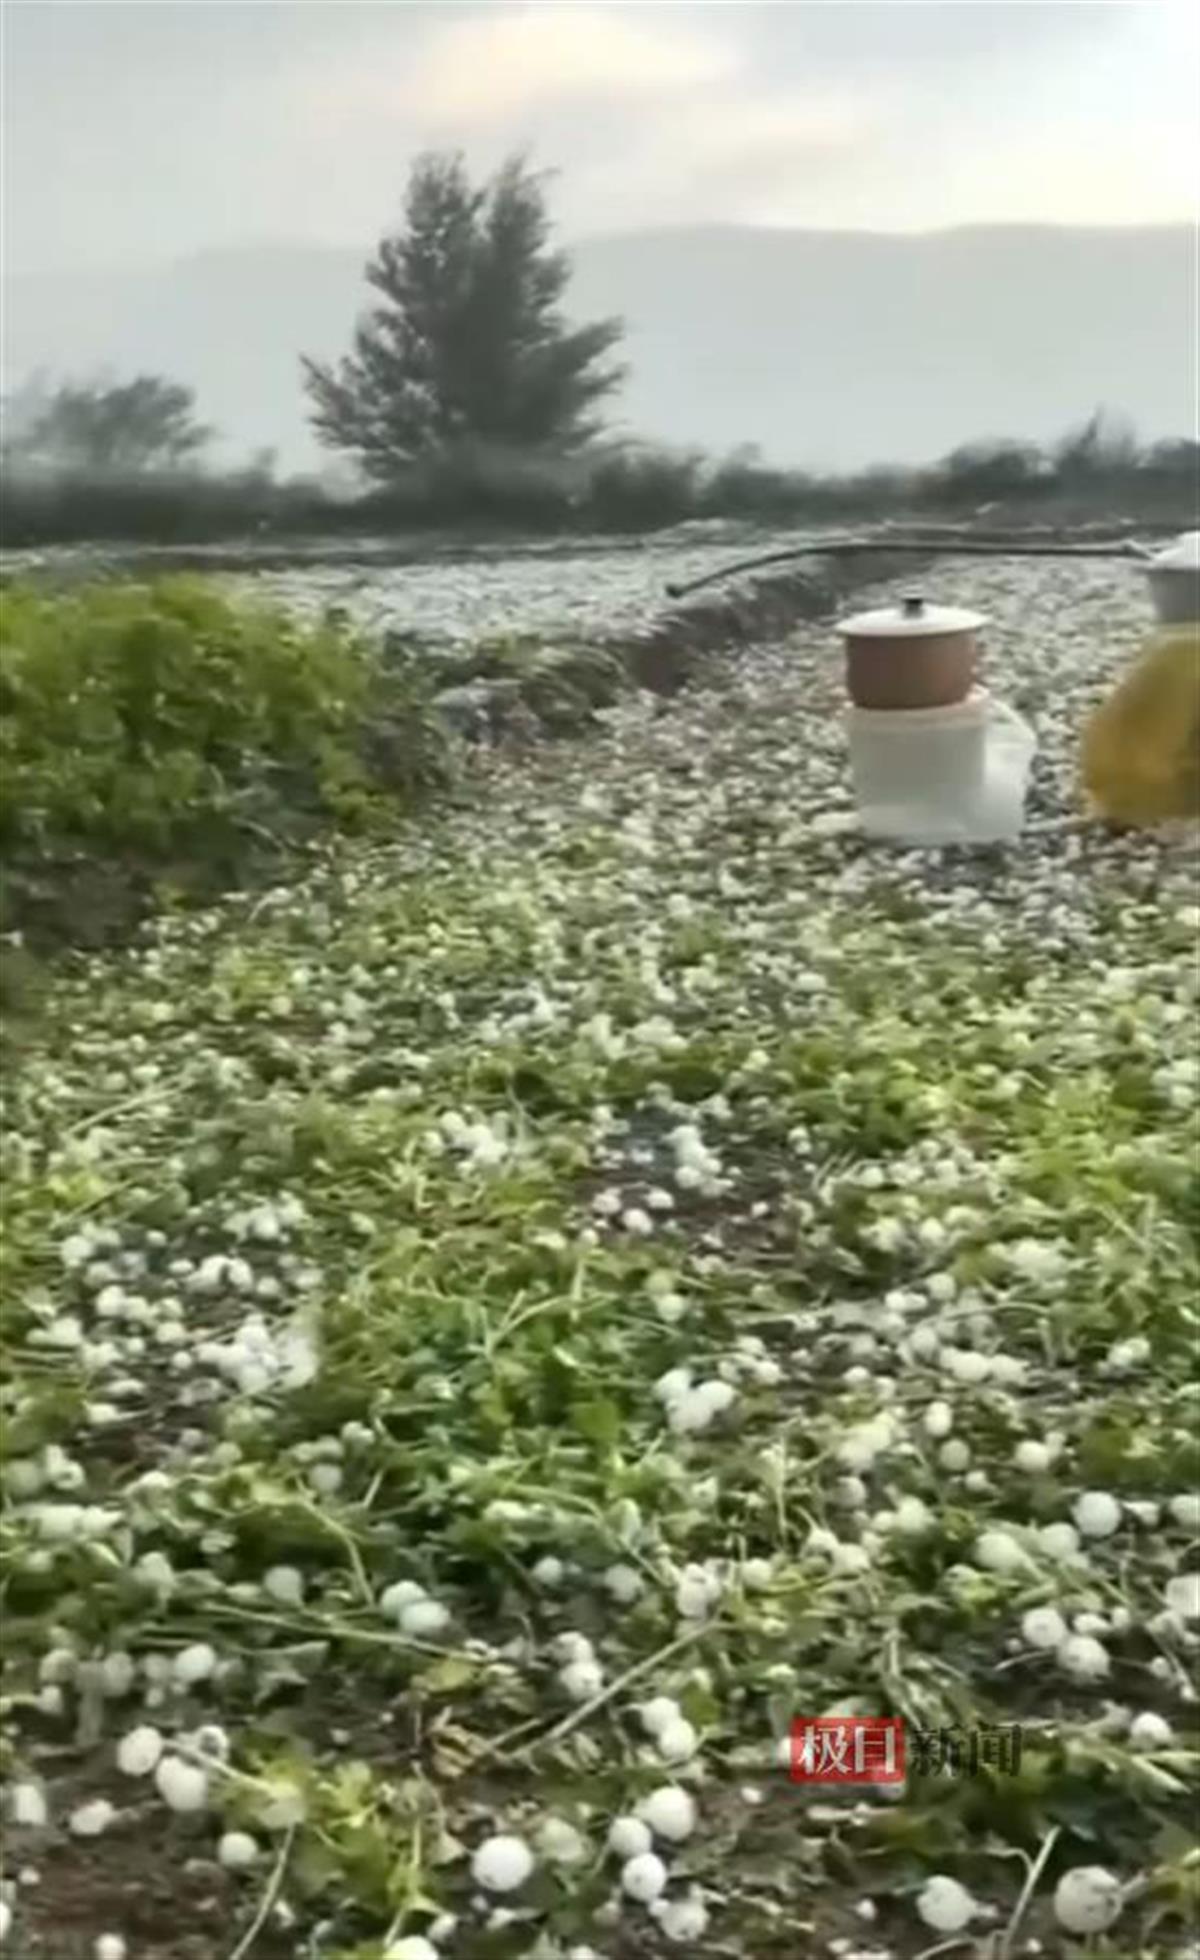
[[2, 2, 1198, 277]]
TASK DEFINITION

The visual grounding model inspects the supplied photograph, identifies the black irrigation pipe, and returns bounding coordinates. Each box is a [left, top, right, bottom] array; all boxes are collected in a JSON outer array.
[[664, 533, 1155, 600]]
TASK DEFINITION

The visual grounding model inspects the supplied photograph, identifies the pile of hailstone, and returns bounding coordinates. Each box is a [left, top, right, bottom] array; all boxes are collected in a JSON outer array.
[[1, 556, 1197, 1955]]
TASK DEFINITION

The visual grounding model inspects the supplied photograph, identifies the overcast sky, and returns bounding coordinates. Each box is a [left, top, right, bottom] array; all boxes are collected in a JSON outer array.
[[3, 2, 1197, 276]]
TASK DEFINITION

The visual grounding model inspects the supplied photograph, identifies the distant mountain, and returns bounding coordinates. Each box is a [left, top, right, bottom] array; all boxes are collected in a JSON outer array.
[[2, 224, 1194, 474]]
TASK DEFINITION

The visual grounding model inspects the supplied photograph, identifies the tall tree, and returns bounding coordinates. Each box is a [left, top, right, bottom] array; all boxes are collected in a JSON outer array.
[[304, 153, 624, 483], [10, 374, 212, 474]]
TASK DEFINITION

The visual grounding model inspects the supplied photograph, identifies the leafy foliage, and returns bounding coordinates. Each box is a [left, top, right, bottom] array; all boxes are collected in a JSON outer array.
[[304, 152, 625, 482], [5, 373, 213, 475], [0, 579, 447, 868]]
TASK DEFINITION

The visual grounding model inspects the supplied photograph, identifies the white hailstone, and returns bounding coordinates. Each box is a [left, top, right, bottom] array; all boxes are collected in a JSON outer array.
[[944, 1348, 991, 1384], [380, 1580, 428, 1619], [654, 1368, 693, 1406], [668, 1382, 734, 1434], [607, 1816, 653, 1859], [974, 1530, 1028, 1575], [832, 1541, 871, 1577], [470, 1835, 535, 1894], [1166, 1572, 1200, 1622], [134, 1550, 177, 1599], [1074, 1491, 1122, 1539], [61, 1231, 96, 1268], [40, 1647, 76, 1686], [95, 1937, 127, 1960], [1170, 1493, 1200, 1531], [1057, 1633, 1111, 1682], [894, 1497, 932, 1536], [637, 1785, 697, 1842], [1073, 1613, 1110, 1638], [70, 1798, 117, 1837], [657, 1892, 710, 1943], [551, 1631, 596, 1664], [603, 1563, 644, 1604], [674, 1564, 722, 1619], [537, 1817, 588, 1866], [990, 1355, 1028, 1388], [741, 1557, 774, 1591], [621, 1852, 668, 1904], [218, 1830, 260, 1870], [622, 1209, 654, 1237], [939, 1439, 971, 1472], [533, 1556, 566, 1588], [639, 1697, 681, 1737], [384, 1940, 439, 1960], [1015, 1440, 1052, 1474], [923, 1401, 954, 1440], [1106, 1336, 1151, 1373], [172, 1642, 217, 1686], [1126, 1500, 1161, 1529], [1039, 1521, 1082, 1562], [31, 1502, 86, 1541], [1004, 1238, 1069, 1284], [1053, 1866, 1123, 1935], [399, 1599, 452, 1639], [0, 1902, 10, 1946], [917, 1875, 977, 1933], [655, 1717, 699, 1763], [8, 1779, 47, 1828], [653, 1290, 687, 1325], [101, 1651, 136, 1698], [262, 1565, 305, 1606], [1021, 1607, 1069, 1651], [837, 1417, 895, 1470], [154, 1756, 210, 1814], [558, 1658, 605, 1702], [1129, 1711, 1173, 1750]]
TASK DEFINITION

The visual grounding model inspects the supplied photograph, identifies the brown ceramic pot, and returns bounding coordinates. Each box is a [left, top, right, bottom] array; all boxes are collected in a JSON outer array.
[[838, 595, 984, 711]]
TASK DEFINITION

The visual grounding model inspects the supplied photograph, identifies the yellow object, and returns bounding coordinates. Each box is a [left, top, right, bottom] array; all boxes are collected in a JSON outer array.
[[1081, 625, 1200, 825]]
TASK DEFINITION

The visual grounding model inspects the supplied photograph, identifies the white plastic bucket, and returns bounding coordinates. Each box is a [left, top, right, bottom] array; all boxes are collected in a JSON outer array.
[[846, 689, 1035, 844]]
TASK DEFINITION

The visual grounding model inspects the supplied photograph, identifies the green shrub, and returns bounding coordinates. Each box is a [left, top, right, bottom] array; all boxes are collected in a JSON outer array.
[[0, 577, 440, 861]]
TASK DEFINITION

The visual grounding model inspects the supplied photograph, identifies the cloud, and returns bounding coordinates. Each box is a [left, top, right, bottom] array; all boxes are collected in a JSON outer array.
[[302, 5, 738, 134], [567, 87, 881, 231], [3, 0, 1194, 275]]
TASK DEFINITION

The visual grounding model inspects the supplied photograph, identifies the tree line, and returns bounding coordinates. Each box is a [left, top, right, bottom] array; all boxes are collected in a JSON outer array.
[[2, 151, 1196, 541]]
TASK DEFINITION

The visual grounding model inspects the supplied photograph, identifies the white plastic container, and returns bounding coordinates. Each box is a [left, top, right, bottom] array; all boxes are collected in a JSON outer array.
[[1145, 531, 1200, 625], [846, 689, 1036, 844]]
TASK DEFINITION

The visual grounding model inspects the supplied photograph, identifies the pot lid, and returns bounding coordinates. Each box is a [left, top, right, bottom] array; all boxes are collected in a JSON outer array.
[[1148, 530, 1200, 571], [837, 593, 987, 638]]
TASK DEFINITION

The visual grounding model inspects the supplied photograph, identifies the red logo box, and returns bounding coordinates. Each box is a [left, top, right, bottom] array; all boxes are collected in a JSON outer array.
[[790, 1716, 906, 1784]]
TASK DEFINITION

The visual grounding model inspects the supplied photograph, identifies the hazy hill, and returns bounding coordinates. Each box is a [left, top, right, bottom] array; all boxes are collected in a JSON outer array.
[[2, 224, 1193, 474]]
